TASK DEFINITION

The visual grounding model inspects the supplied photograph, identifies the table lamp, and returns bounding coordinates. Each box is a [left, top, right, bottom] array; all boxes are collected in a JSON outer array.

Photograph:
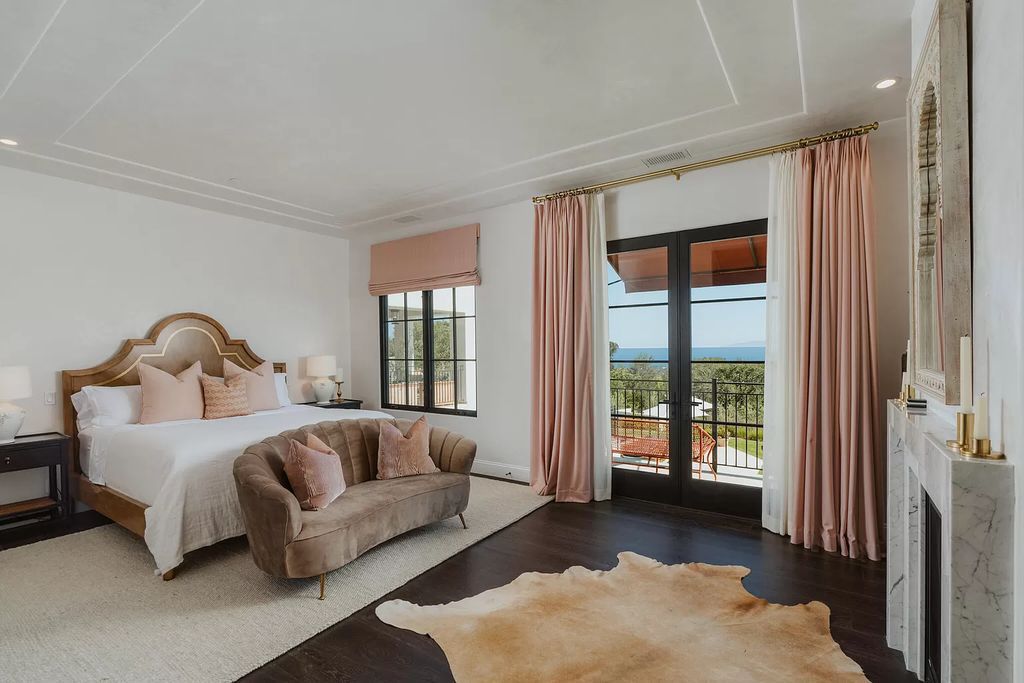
[[306, 355, 337, 404], [0, 366, 32, 443]]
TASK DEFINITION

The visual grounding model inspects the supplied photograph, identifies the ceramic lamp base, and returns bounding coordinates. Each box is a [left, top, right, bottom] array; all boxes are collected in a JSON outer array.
[[312, 379, 335, 403], [0, 404, 26, 444]]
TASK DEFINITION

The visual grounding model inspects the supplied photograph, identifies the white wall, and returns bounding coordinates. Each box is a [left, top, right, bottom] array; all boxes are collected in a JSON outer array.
[[910, 0, 1024, 672], [966, 0, 1024, 672], [0, 166, 351, 505], [348, 124, 909, 482]]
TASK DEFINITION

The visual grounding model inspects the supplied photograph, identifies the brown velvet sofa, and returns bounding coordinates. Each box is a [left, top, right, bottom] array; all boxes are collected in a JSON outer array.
[[233, 417, 476, 598]]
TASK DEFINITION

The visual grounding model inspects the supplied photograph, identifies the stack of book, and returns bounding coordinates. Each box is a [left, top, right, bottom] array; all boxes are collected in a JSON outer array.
[[906, 397, 927, 415]]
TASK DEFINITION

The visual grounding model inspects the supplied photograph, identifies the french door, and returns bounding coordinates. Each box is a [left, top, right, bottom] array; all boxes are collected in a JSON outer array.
[[607, 220, 766, 518]]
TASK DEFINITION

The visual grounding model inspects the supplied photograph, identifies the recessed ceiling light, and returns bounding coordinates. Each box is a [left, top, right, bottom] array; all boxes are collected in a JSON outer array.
[[0, 138, 18, 146], [874, 78, 898, 90]]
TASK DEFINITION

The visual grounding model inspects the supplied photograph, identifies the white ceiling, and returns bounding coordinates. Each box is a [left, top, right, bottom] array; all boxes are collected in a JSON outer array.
[[0, 0, 912, 238]]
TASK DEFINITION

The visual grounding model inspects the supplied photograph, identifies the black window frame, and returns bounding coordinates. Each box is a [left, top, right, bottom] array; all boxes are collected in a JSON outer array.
[[379, 288, 477, 417]]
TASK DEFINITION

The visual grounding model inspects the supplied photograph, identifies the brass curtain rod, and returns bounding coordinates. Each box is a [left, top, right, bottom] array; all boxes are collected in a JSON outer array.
[[531, 121, 879, 203]]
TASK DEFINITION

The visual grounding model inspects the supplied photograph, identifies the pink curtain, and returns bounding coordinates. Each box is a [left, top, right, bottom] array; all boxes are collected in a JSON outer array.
[[790, 136, 883, 561], [531, 196, 594, 503]]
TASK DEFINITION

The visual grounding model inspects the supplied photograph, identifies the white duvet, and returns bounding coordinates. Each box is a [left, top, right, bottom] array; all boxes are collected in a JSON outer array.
[[80, 405, 390, 574]]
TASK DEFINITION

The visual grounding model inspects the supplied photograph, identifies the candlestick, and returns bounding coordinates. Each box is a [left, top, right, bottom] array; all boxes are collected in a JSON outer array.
[[974, 394, 989, 440], [960, 336, 973, 413]]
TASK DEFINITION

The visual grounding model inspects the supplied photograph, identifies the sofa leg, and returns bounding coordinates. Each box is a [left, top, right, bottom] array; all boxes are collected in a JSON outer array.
[[162, 568, 177, 581], [319, 573, 326, 601], [459, 513, 467, 529]]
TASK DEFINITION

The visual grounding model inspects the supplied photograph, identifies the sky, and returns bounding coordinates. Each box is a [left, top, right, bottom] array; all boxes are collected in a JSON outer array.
[[607, 263, 766, 349]]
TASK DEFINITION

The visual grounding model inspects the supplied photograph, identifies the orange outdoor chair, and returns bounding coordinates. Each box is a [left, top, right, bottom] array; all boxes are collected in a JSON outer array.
[[692, 424, 717, 480]]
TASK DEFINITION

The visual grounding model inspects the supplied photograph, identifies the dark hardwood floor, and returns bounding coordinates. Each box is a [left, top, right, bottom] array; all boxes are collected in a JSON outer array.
[[242, 497, 914, 683], [0, 498, 913, 682]]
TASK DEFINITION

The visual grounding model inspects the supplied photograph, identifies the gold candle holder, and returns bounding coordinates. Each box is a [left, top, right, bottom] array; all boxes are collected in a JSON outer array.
[[946, 411, 974, 450], [961, 437, 1006, 460], [334, 380, 344, 401]]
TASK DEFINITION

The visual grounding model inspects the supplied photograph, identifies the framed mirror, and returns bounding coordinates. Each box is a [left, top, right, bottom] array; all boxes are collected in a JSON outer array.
[[907, 0, 971, 405]]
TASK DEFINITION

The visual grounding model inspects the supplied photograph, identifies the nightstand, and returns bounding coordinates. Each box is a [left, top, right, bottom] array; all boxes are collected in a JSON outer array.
[[0, 433, 71, 527], [302, 398, 364, 409]]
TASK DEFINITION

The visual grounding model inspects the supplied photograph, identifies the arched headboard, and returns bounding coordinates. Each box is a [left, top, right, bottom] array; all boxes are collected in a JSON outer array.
[[61, 312, 286, 472]]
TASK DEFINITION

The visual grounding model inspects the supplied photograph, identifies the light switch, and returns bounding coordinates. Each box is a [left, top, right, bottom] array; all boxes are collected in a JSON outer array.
[[44, 392, 56, 405]]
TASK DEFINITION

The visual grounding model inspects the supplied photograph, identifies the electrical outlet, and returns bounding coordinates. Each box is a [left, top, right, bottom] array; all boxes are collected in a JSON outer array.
[[44, 392, 56, 405]]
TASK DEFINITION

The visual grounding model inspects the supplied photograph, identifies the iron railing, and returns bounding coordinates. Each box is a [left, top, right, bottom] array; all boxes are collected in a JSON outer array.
[[610, 363, 764, 474]]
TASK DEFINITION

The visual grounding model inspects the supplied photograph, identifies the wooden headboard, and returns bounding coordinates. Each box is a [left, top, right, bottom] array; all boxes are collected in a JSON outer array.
[[61, 312, 286, 473]]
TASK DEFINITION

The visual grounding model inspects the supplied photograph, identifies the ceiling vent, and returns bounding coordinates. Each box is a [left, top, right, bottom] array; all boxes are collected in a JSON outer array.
[[394, 214, 422, 224], [641, 148, 693, 168]]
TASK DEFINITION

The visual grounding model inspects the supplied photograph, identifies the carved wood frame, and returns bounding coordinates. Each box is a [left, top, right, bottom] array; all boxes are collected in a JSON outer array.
[[60, 312, 285, 542], [907, 0, 972, 405]]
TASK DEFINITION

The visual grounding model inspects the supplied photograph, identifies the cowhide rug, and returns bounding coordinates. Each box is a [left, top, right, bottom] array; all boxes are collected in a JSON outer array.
[[376, 551, 867, 682]]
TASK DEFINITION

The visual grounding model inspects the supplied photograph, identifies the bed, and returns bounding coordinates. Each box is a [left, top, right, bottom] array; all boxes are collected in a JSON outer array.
[[62, 312, 388, 577]]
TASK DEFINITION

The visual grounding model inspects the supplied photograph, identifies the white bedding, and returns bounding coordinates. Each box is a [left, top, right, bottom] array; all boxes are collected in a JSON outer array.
[[79, 405, 390, 574]]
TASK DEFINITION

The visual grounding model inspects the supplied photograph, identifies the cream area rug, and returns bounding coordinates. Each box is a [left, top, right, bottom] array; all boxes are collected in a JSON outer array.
[[0, 477, 549, 682], [377, 551, 867, 682]]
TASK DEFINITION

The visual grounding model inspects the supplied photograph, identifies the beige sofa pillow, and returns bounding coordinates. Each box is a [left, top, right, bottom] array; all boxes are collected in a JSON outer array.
[[224, 359, 280, 412], [139, 361, 204, 424], [200, 373, 252, 419], [377, 416, 439, 479], [285, 433, 346, 511]]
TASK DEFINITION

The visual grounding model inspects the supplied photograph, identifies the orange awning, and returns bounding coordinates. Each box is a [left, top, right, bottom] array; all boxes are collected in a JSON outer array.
[[608, 235, 766, 292]]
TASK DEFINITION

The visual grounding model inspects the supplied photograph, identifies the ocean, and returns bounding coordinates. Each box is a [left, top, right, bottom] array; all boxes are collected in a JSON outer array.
[[612, 346, 765, 362]]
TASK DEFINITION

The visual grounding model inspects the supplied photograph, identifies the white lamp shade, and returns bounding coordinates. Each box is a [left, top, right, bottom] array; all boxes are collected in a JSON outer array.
[[306, 355, 337, 378], [0, 366, 32, 400]]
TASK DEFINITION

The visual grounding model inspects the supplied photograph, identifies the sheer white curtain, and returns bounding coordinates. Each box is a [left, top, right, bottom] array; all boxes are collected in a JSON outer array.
[[588, 193, 612, 501], [762, 152, 800, 534]]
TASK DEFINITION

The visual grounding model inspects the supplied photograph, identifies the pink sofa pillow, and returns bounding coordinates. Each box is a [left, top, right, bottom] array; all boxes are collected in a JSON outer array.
[[377, 416, 440, 480], [224, 359, 280, 412], [139, 361, 204, 424], [285, 433, 346, 511]]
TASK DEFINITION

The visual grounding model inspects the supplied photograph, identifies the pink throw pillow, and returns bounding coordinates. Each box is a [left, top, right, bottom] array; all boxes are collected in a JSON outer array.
[[200, 373, 252, 419], [139, 361, 204, 424], [377, 416, 439, 480], [223, 359, 280, 412], [284, 433, 346, 511]]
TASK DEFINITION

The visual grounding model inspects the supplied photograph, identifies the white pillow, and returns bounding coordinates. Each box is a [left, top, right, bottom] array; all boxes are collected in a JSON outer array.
[[82, 385, 142, 427], [274, 373, 292, 406], [70, 390, 97, 431]]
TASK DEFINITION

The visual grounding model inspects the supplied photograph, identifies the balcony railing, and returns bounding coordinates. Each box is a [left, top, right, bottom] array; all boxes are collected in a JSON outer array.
[[610, 363, 765, 480], [387, 378, 456, 407]]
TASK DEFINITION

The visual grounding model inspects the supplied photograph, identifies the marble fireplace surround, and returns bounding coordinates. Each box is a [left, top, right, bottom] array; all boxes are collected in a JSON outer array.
[[886, 400, 1014, 681]]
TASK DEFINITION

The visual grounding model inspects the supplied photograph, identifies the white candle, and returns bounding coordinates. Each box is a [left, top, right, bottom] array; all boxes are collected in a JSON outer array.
[[974, 394, 989, 439], [906, 339, 912, 376], [901, 371, 909, 389], [960, 336, 973, 413], [336, 367, 344, 382]]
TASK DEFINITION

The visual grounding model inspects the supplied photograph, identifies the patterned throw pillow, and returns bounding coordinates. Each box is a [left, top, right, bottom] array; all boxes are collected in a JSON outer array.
[[284, 433, 346, 510], [376, 416, 440, 479], [200, 373, 252, 419]]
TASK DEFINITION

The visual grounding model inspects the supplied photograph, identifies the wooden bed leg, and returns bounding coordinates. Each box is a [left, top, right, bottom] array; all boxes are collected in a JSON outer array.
[[162, 568, 177, 581], [459, 513, 467, 529], [319, 573, 326, 601]]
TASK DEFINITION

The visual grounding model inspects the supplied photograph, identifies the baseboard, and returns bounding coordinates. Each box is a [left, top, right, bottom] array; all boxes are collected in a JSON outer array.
[[471, 459, 530, 483]]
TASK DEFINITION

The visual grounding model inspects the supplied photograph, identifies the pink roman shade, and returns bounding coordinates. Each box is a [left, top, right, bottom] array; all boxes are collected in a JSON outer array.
[[368, 223, 481, 296]]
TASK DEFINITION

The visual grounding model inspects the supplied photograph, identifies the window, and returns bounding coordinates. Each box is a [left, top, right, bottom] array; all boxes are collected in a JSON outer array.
[[380, 286, 477, 415]]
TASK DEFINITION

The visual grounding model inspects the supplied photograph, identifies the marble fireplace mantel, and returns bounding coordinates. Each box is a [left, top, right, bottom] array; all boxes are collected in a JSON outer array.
[[886, 400, 1014, 681]]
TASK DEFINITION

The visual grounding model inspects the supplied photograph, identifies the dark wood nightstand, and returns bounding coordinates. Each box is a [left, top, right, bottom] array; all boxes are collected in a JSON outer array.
[[0, 433, 71, 527], [302, 398, 364, 409]]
